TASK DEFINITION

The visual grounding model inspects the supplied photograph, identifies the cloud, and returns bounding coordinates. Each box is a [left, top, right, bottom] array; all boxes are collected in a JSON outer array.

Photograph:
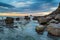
[[0, 0, 60, 13], [11, 1, 35, 7], [0, 6, 9, 9], [49, 7, 57, 12]]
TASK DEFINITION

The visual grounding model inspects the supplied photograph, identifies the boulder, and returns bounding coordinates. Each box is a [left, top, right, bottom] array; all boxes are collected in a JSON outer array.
[[47, 23, 60, 36], [35, 25, 45, 33], [5, 17, 14, 25], [38, 17, 48, 25]]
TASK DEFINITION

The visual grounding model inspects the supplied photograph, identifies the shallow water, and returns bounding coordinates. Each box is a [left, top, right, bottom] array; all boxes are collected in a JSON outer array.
[[0, 19, 60, 40]]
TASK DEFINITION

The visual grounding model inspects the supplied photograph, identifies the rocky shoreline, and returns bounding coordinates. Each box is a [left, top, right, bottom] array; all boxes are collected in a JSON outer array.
[[0, 3, 60, 37], [35, 3, 60, 36]]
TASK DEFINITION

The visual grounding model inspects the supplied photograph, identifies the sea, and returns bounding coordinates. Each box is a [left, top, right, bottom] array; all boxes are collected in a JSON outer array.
[[0, 16, 59, 40]]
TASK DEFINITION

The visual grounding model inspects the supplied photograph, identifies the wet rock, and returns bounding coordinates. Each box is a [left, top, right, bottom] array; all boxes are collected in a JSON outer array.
[[35, 25, 45, 33], [5, 17, 14, 28], [47, 23, 60, 36], [37, 17, 48, 25], [13, 25, 18, 28], [5, 17, 14, 24], [24, 16, 30, 20], [16, 18, 20, 21], [33, 16, 39, 20], [14, 26, 18, 28]]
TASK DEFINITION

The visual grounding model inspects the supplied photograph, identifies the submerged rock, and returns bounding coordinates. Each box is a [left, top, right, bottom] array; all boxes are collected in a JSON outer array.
[[47, 23, 60, 36], [35, 25, 45, 33]]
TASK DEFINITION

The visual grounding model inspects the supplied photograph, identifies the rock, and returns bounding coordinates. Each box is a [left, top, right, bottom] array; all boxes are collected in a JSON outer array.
[[16, 18, 20, 21], [14, 26, 18, 28], [55, 14, 60, 21], [47, 23, 60, 36], [5, 17, 14, 25], [33, 16, 39, 20], [35, 25, 45, 33], [38, 17, 48, 25], [24, 16, 30, 20], [13, 25, 18, 28], [48, 19, 59, 24], [46, 16, 53, 21], [5, 17, 14, 28]]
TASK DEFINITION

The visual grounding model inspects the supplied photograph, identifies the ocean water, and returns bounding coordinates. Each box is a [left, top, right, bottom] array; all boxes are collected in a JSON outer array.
[[0, 17, 60, 40]]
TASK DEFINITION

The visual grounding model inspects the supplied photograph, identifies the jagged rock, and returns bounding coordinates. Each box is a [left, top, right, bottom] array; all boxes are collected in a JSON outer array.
[[35, 25, 45, 33], [47, 23, 60, 36]]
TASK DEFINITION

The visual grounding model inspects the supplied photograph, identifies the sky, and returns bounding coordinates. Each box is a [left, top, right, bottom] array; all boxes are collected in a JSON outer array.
[[0, 0, 60, 13]]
